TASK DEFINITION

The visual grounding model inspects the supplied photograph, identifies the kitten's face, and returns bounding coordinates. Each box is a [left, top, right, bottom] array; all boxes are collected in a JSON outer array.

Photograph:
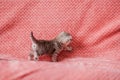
[[65, 36, 72, 45], [56, 32, 72, 46]]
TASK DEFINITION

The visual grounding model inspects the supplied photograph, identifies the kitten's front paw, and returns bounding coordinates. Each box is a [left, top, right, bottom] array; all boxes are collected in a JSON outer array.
[[66, 46, 73, 51], [51, 54, 58, 62]]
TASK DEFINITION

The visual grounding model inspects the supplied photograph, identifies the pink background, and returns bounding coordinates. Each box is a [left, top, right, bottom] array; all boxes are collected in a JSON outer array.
[[0, 0, 120, 80]]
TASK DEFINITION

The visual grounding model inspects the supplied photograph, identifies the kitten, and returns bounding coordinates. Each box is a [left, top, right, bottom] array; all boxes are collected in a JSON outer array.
[[28, 31, 72, 62]]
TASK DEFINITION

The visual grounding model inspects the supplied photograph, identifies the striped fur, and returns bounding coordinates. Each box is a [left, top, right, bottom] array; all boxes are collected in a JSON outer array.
[[29, 31, 72, 62]]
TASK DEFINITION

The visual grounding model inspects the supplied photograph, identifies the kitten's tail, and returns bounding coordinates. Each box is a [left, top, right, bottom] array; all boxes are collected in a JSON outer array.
[[30, 31, 37, 43]]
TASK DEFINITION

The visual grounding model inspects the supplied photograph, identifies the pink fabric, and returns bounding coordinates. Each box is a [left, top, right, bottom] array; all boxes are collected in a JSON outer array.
[[0, 0, 120, 80]]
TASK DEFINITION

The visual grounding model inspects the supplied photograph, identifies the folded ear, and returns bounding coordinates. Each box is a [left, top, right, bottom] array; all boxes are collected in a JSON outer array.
[[59, 31, 66, 35]]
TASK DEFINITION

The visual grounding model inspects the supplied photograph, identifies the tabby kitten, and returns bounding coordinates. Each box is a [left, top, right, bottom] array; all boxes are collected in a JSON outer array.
[[29, 31, 72, 62]]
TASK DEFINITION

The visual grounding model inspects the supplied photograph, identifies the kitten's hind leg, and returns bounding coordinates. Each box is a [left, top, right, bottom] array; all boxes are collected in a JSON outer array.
[[33, 51, 39, 61], [28, 52, 34, 60]]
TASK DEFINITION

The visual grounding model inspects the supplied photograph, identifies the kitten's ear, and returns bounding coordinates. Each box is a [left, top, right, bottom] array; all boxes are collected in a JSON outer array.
[[30, 31, 37, 44], [57, 31, 66, 37], [60, 31, 66, 34]]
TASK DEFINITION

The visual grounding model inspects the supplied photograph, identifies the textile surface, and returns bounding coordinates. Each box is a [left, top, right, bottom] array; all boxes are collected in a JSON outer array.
[[0, 0, 120, 80]]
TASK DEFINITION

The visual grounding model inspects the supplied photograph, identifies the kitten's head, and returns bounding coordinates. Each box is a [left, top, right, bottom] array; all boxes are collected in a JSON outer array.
[[55, 31, 72, 46]]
